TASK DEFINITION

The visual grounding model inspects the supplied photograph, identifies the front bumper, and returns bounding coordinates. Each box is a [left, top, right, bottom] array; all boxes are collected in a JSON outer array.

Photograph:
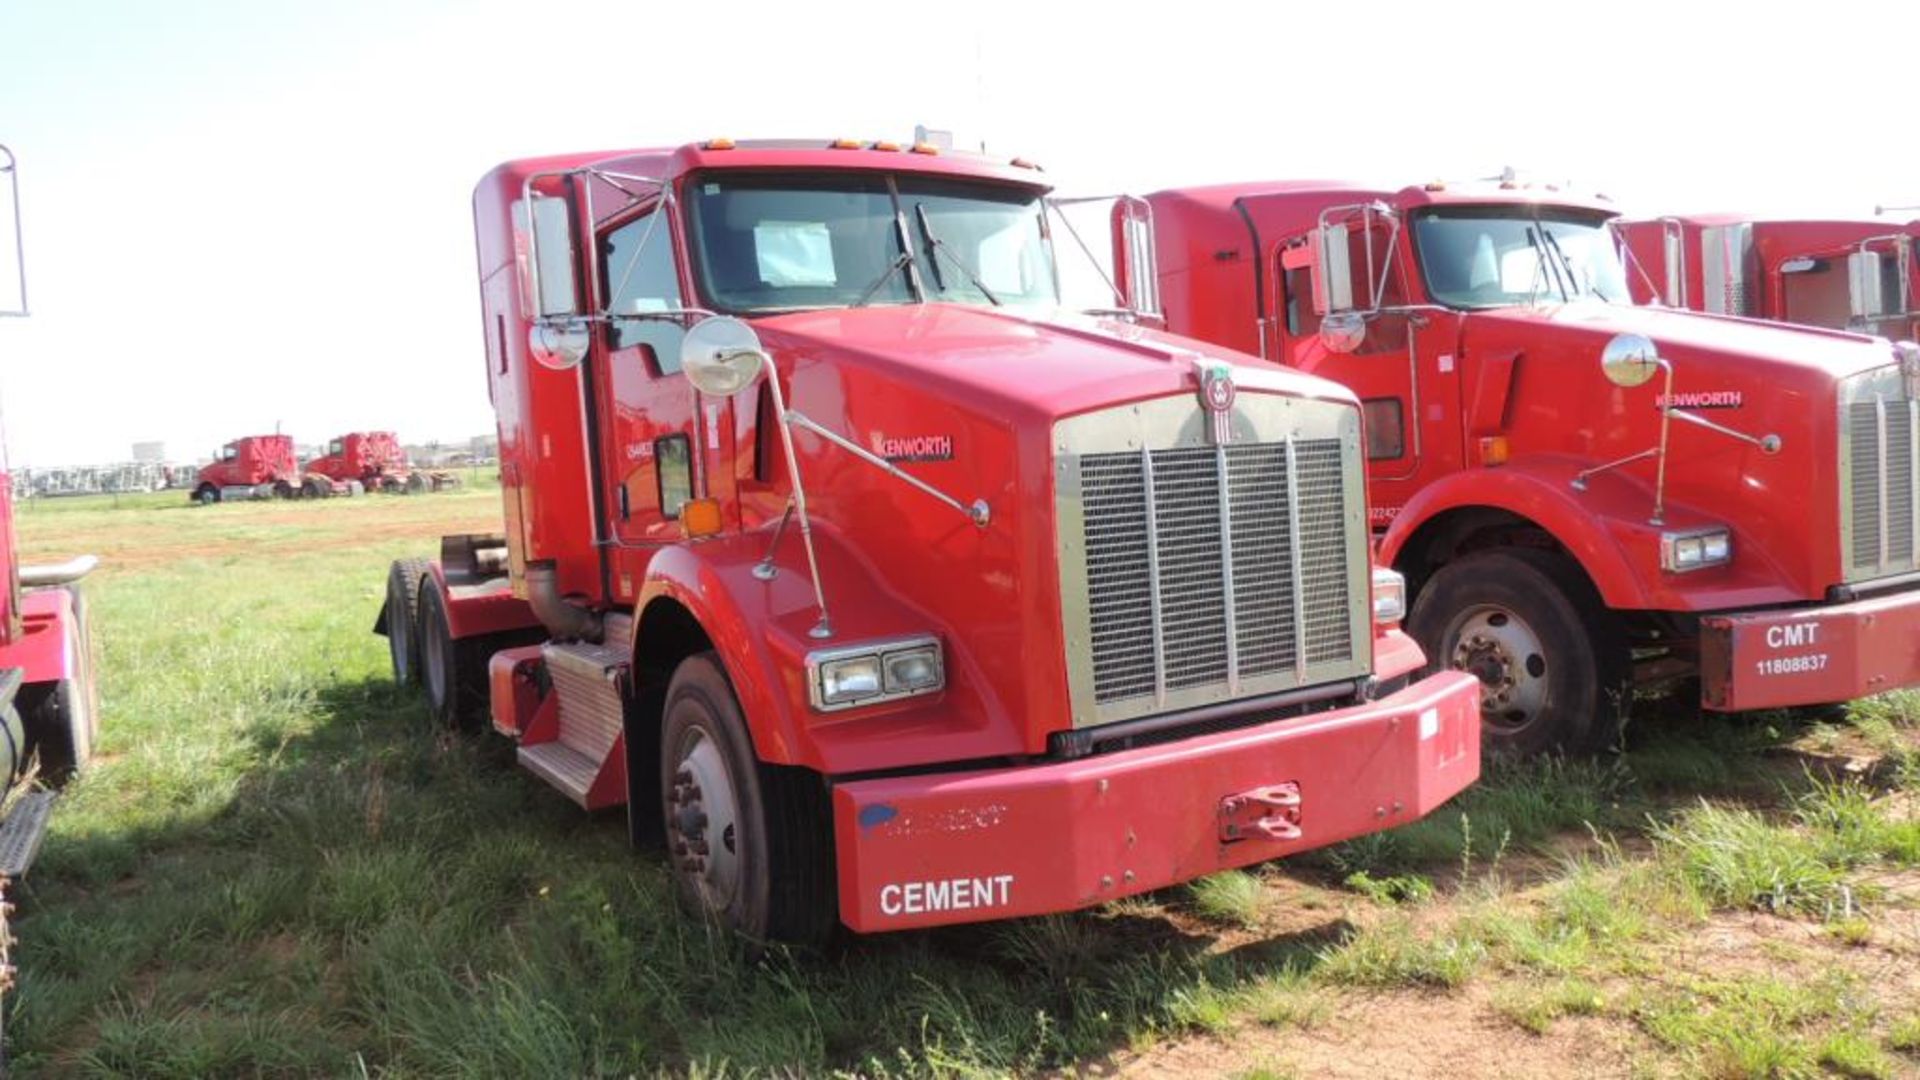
[[1700, 585, 1920, 711], [831, 671, 1481, 932]]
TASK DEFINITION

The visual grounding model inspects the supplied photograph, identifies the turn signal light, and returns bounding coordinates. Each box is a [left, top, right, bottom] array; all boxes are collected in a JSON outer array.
[[681, 498, 724, 538], [1478, 436, 1510, 466], [1371, 567, 1407, 625]]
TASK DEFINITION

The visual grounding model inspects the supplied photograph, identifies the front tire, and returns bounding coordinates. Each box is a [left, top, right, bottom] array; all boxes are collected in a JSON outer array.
[[659, 653, 835, 947], [194, 483, 220, 505], [1407, 548, 1629, 757]]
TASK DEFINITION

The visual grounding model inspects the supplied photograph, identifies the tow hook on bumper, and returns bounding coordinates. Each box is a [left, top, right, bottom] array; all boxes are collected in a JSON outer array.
[[1220, 782, 1302, 843]]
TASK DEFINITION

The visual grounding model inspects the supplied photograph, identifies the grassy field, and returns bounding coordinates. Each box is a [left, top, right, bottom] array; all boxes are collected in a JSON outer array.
[[8, 485, 1920, 1077]]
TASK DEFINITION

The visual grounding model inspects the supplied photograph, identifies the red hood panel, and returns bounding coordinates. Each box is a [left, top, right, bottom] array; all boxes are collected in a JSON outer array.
[[754, 304, 1354, 421]]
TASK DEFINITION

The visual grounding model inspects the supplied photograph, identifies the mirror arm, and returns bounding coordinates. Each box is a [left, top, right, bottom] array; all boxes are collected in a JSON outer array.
[[784, 412, 990, 527], [761, 361, 835, 639]]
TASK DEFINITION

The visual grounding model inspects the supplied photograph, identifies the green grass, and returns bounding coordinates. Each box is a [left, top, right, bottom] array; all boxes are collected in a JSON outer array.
[[11, 487, 1920, 1074]]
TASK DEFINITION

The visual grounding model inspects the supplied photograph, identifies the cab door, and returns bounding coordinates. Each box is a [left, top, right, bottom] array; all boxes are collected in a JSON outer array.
[[1269, 225, 1430, 520], [591, 203, 725, 599]]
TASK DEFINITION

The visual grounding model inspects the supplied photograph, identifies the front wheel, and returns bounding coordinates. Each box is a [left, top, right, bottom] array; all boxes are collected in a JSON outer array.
[[660, 653, 835, 947], [194, 483, 220, 505], [1407, 548, 1629, 757]]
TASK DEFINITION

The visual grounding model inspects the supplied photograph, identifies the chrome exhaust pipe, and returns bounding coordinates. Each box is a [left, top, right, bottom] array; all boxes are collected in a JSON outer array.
[[524, 561, 602, 642]]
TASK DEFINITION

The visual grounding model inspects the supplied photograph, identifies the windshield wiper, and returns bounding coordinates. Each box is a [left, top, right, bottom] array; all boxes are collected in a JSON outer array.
[[1540, 228, 1590, 300], [1524, 225, 1571, 304], [854, 208, 924, 308], [914, 203, 1001, 306], [852, 249, 914, 307]]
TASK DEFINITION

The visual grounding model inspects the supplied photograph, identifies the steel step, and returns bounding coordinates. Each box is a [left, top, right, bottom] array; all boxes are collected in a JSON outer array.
[[0, 792, 55, 878], [518, 742, 599, 808]]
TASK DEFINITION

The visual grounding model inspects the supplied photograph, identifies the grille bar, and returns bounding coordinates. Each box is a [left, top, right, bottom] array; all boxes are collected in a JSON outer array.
[[1142, 446, 1167, 707], [1284, 435, 1308, 684], [1216, 445, 1239, 693]]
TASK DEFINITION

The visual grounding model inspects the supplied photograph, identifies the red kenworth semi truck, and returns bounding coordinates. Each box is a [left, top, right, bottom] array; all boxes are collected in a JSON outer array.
[[1144, 178, 1920, 756], [191, 434, 301, 503], [1617, 215, 1918, 340], [376, 138, 1482, 943], [303, 431, 459, 496]]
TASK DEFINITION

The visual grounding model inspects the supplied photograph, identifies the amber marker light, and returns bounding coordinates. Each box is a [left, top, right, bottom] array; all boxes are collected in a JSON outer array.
[[830, 138, 862, 149], [681, 498, 725, 538], [909, 142, 940, 155], [704, 137, 736, 150], [871, 140, 901, 152], [1478, 436, 1510, 466]]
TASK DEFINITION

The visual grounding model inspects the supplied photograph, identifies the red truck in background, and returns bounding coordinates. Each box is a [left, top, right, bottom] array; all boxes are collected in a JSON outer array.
[[0, 144, 102, 1048], [191, 434, 300, 503], [1143, 178, 1920, 755], [1617, 215, 1918, 340], [376, 138, 1482, 944], [303, 431, 461, 496]]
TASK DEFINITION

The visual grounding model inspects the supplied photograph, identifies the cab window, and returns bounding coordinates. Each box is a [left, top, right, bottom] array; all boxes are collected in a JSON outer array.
[[600, 210, 685, 363]]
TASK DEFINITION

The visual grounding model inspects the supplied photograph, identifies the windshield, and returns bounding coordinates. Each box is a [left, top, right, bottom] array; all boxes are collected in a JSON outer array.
[[685, 171, 1057, 314], [1412, 207, 1630, 309]]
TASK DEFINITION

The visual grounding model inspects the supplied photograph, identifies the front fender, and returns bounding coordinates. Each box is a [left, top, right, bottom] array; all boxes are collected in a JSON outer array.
[[637, 528, 1024, 775], [1379, 455, 1800, 613]]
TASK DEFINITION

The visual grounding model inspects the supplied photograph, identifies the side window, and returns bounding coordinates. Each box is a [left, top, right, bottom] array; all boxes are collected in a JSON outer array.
[[600, 211, 685, 363], [655, 435, 692, 519], [1361, 399, 1405, 460], [1282, 265, 1319, 339], [222, 445, 238, 461]]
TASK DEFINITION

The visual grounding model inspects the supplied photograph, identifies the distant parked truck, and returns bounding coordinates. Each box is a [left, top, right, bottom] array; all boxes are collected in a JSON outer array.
[[303, 431, 461, 496], [191, 435, 301, 503], [1617, 215, 1919, 340]]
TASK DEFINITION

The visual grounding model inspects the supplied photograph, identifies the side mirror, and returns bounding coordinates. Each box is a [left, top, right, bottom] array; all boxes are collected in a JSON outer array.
[[515, 194, 580, 319], [1849, 251, 1887, 322], [1319, 311, 1366, 354], [1109, 196, 1161, 317], [1315, 224, 1354, 314], [680, 317, 767, 396], [1601, 333, 1662, 388]]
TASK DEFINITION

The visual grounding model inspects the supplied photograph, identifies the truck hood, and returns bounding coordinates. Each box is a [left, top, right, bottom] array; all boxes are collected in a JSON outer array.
[[754, 303, 1352, 421], [1467, 301, 1901, 382]]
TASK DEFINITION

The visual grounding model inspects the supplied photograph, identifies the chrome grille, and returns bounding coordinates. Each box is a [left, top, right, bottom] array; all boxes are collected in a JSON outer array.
[[1844, 393, 1920, 579], [1073, 430, 1360, 722]]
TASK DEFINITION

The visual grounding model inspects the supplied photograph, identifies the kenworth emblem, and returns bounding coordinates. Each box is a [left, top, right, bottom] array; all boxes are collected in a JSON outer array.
[[1194, 358, 1236, 443]]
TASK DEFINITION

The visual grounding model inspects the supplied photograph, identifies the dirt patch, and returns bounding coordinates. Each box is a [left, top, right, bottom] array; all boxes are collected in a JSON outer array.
[[1089, 988, 1646, 1079]]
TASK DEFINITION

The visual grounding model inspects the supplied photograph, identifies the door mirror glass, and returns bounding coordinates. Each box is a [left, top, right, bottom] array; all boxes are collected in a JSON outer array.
[[1849, 251, 1887, 321], [1316, 224, 1354, 313], [516, 194, 580, 318], [1110, 196, 1161, 317]]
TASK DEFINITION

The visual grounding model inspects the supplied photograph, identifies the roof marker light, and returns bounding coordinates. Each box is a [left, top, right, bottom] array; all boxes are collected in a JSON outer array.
[[830, 138, 862, 149], [910, 142, 940, 155], [705, 138, 736, 150], [872, 140, 901, 152], [1009, 157, 1039, 170]]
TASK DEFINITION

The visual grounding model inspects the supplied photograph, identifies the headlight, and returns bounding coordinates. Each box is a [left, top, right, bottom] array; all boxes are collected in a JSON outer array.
[[1661, 528, 1732, 572], [1371, 567, 1407, 624], [808, 635, 945, 711]]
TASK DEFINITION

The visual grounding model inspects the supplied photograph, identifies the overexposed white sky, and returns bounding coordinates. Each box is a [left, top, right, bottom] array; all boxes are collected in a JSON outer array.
[[0, 0, 1915, 466]]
